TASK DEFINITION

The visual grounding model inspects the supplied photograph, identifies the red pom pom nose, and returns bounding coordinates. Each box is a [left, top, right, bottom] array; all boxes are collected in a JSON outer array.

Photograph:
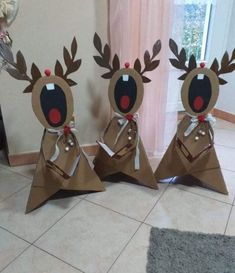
[[200, 62, 205, 68], [44, 69, 51, 77], [125, 62, 130, 68]]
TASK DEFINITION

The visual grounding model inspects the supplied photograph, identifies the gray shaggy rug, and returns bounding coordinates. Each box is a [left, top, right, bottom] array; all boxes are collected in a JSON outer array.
[[147, 227, 235, 273]]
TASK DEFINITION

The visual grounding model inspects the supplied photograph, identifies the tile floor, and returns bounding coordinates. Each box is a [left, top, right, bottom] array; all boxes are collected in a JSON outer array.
[[0, 118, 234, 273]]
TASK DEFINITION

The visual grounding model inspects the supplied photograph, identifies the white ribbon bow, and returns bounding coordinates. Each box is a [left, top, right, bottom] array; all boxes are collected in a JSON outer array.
[[47, 126, 77, 162], [114, 112, 140, 170], [184, 113, 216, 137]]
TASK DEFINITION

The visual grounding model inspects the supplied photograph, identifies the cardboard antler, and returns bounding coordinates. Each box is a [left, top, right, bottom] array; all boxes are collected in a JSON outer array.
[[54, 37, 81, 86], [169, 38, 197, 80], [1, 37, 81, 92], [0, 40, 41, 93], [210, 50, 235, 85], [169, 38, 235, 84], [93, 33, 161, 83], [93, 32, 120, 79], [133, 39, 161, 83]]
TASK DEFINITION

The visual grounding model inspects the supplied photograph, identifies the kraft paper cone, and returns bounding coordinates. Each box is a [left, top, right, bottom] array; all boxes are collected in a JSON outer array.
[[155, 116, 228, 194], [26, 131, 105, 213], [94, 117, 158, 189]]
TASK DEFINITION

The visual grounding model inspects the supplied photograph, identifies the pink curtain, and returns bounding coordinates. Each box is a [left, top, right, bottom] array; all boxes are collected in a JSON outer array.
[[109, 0, 178, 157]]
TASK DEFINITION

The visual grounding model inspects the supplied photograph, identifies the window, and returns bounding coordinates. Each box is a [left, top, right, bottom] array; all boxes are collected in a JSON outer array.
[[173, 0, 213, 61]]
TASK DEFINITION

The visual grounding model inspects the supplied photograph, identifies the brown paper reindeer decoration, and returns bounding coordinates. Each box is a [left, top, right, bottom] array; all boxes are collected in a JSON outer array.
[[0, 38, 104, 213], [155, 39, 235, 194], [93, 33, 161, 189]]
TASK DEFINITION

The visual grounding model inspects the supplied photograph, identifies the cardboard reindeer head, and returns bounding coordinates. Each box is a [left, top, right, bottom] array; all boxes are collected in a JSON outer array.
[[93, 33, 161, 116], [0, 38, 81, 128], [169, 39, 235, 117]]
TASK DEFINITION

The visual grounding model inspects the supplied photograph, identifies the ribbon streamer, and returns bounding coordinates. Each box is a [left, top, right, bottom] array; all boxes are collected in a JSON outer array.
[[114, 112, 140, 170], [184, 114, 216, 137]]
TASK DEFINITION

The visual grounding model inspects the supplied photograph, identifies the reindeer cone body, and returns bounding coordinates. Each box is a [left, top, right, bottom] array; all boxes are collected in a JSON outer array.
[[155, 115, 228, 194], [92, 33, 160, 189], [154, 39, 235, 194], [1, 37, 104, 213], [94, 117, 157, 189], [26, 131, 104, 213]]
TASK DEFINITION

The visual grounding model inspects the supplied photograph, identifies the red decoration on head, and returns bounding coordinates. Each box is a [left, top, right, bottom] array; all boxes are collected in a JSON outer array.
[[200, 62, 205, 68], [125, 114, 133, 121], [64, 125, 71, 136], [198, 115, 206, 122], [125, 62, 130, 68], [44, 69, 51, 77]]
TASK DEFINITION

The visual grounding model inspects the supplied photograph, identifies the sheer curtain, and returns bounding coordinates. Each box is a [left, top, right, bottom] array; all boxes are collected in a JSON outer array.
[[109, 0, 178, 157]]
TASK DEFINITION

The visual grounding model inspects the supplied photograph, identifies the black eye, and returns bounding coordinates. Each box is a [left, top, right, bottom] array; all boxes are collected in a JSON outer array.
[[40, 84, 67, 127], [188, 75, 212, 113], [114, 75, 137, 113]]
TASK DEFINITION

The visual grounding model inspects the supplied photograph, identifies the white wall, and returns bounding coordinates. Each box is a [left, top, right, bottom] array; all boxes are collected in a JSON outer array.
[[214, 0, 235, 114], [0, 0, 110, 155]]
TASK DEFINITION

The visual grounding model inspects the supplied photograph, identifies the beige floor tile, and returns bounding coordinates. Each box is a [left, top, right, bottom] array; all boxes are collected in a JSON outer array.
[[145, 186, 231, 234], [0, 167, 31, 202], [215, 145, 235, 172], [0, 186, 81, 243], [1, 246, 81, 273], [214, 128, 235, 148], [0, 228, 29, 271], [35, 200, 140, 273], [214, 118, 235, 130], [175, 169, 235, 204], [225, 206, 235, 236], [86, 182, 167, 221], [10, 164, 36, 179], [109, 224, 151, 273]]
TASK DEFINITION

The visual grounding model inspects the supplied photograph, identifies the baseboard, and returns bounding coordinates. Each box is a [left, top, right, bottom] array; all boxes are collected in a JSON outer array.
[[8, 144, 98, 167], [213, 108, 235, 123]]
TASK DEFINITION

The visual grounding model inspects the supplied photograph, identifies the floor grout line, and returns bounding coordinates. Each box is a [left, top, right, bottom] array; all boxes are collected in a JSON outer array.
[[0, 163, 36, 180], [32, 198, 84, 244], [224, 204, 234, 235], [221, 167, 235, 173], [214, 126, 235, 132], [106, 184, 169, 273], [0, 198, 85, 272], [170, 185, 234, 206], [0, 225, 32, 245], [0, 183, 31, 205], [215, 143, 235, 149], [106, 222, 143, 273], [32, 245, 85, 273], [0, 196, 84, 246], [32, 186, 169, 273], [82, 198, 142, 224], [0, 244, 32, 273], [220, 167, 235, 173], [143, 183, 170, 223]]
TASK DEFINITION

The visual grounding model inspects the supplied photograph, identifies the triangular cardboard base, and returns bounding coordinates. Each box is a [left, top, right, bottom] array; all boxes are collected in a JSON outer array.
[[26, 149, 105, 214], [94, 140, 157, 189], [155, 135, 228, 194]]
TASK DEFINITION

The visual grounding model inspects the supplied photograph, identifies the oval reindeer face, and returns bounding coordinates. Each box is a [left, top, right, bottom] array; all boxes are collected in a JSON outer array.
[[108, 68, 144, 115], [31, 76, 74, 128], [181, 68, 219, 116]]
